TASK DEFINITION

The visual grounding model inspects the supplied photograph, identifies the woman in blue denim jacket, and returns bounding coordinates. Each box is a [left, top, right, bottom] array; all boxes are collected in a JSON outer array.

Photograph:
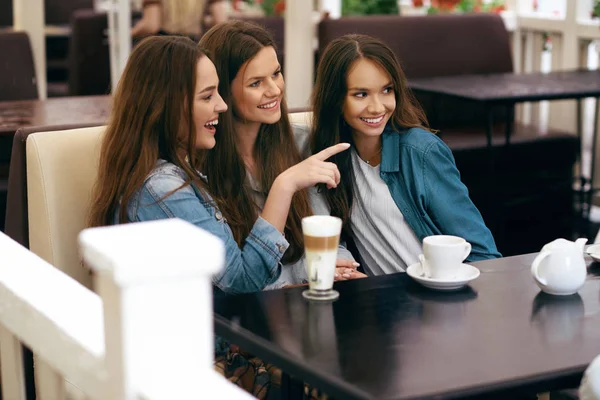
[[199, 21, 364, 290], [310, 34, 501, 276], [88, 36, 347, 295]]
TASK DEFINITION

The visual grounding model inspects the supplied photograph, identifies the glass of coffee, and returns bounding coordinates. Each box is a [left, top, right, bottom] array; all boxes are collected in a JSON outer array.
[[301, 215, 342, 301]]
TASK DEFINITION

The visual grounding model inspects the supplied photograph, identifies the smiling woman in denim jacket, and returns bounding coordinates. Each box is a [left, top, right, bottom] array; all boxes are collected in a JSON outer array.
[[199, 21, 364, 290], [87, 35, 347, 294], [310, 34, 501, 276]]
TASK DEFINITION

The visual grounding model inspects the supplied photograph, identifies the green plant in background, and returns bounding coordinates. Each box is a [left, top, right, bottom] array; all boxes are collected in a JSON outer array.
[[242, 0, 286, 16], [342, 0, 399, 16], [593, 0, 600, 18]]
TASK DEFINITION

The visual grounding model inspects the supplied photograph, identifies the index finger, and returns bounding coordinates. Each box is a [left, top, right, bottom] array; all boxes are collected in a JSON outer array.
[[314, 143, 351, 161]]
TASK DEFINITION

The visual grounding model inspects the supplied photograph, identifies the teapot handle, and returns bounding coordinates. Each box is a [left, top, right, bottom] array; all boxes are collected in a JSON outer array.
[[531, 251, 550, 286]]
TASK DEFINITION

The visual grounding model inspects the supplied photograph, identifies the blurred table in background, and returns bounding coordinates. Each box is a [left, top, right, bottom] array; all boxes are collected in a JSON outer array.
[[0, 95, 111, 168]]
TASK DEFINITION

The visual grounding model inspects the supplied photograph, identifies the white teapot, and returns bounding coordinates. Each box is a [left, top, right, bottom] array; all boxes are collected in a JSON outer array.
[[531, 238, 588, 296]]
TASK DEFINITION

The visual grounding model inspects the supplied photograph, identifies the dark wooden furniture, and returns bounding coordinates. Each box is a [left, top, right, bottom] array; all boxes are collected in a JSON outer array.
[[0, 31, 38, 102], [68, 9, 111, 96], [0, 95, 111, 138], [214, 254, 600, 399], [0, 95, 111, 231], [409, 70, 600, 149]]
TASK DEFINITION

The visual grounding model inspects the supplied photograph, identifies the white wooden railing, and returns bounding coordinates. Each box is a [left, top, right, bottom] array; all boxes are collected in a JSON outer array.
[[0, 219, 254, 400]]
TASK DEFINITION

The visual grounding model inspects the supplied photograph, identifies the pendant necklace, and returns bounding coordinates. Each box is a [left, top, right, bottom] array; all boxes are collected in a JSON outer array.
[[365, 147, 383, 165]]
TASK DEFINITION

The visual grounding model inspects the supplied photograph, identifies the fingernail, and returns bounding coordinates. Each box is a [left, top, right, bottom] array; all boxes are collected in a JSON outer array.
[[343, 274, 351, 278], [335, 273, 340, 278], [344, 268, 353, 274], [352, 262, 360, 267]]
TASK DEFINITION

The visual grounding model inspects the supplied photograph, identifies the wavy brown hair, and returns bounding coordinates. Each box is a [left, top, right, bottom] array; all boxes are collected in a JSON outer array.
[[199, 21, 311, 263], [310, 34, 429, 234], [88, 35, 208, 228]]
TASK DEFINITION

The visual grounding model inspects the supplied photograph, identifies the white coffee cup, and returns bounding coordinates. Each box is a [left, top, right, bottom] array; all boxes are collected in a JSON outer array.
[[419, 235, 471, 280]]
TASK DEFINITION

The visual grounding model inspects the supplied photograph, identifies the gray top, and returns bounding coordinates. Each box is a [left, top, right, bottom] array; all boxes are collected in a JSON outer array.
[[350, 148, 422, 275], [247, 124, 354, 290]]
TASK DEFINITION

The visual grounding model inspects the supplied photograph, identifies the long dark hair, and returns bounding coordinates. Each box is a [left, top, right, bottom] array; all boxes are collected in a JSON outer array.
[[199, 21, 311, 263], [310, 34, 429, 234], [89, 35, 207, 227]]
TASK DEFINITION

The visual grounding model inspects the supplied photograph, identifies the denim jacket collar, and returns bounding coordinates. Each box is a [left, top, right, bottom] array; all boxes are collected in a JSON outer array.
[[381, 124, 402, 173]]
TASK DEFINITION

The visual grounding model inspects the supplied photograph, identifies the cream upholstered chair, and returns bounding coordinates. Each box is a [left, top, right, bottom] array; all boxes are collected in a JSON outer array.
[[26, 126, 105, 398], [26, 126, 106, 290]]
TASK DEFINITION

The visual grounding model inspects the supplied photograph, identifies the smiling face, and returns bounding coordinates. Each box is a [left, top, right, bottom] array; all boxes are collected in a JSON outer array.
[[342, 58, 396, 141], [193, 55, 228, 149], [231, 46, 284, 125]]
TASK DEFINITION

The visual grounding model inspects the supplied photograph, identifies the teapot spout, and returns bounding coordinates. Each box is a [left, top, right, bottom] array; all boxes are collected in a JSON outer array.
[[575, 238, 588, 252]]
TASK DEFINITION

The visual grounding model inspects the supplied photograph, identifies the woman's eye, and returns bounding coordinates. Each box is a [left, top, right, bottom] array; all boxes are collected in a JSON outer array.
[[202, 95, 212, 101], [383, 87, 393, 94], [354, 92, 367, 98], [273, 70, 281, 78], [250, 81, 260, 88]]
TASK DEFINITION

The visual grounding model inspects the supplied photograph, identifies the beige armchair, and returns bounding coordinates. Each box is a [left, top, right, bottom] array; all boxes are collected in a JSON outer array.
[[26, 126, 106, 290]]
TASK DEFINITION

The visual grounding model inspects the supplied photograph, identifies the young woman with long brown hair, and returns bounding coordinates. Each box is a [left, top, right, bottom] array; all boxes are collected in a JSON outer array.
[[311, 34, 501, 276], [199, 21, 365, 289], [88, 35, 315, 294]]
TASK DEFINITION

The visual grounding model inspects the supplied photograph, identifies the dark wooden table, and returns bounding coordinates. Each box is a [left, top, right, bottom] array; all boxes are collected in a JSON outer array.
[[408, 69, 600, 148], [408, 69, 600, 216], [0, 95, 111, 166], [0, 95, 111, 136], [214, 254, 600, 399]]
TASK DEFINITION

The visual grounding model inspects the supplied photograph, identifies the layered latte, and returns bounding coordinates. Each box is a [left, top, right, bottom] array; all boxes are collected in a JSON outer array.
[[302, 216, 342, 292]]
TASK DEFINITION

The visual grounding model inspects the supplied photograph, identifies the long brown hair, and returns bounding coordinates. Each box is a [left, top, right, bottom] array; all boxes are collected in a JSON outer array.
[[199, 21, 311, 263], [88, 35, 208, 228], [310, 34, 429, 234]]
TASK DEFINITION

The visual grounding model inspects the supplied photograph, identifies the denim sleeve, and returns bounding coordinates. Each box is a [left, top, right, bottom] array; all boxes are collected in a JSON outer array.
[[308, 186, 355, 261], [423, 140, 502, 261], [134, 173, 285, 294]]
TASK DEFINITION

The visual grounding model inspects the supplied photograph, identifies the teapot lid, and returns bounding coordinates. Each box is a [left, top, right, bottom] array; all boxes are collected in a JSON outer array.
[[541, 238, 587, 252]]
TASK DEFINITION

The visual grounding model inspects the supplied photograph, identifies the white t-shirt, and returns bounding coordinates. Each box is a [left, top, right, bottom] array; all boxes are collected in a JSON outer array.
[[350, 148, 423, 275]]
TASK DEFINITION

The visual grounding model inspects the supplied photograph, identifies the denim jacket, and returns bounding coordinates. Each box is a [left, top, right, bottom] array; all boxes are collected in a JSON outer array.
[[120, 160, 286, 294], [380, 125, 501, 261]]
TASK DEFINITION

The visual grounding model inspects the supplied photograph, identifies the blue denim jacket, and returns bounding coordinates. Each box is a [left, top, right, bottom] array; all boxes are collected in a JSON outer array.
[[120, 160, 286, 294], [381, 125, 501, 261]]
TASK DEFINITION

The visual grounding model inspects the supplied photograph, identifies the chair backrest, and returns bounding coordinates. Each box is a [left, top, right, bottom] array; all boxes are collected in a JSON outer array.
[[4, 123, 104, 249], [0, 31, 38, 101], [318, 13, 512, 79], [0, 1, 12, 27], [317, 13, 513, 128], [45, 0, 93, 25], [68, 9, 111, 96], [26, 126, 106, 288]]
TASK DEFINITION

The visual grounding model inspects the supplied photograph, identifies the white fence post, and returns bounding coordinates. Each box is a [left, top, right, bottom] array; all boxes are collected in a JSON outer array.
[[12, 0, 46, 99], [0, 324, 26, 399], [79, 219, 225, 400], [285, 0, 315, 109], [107, 0, 132, 92]]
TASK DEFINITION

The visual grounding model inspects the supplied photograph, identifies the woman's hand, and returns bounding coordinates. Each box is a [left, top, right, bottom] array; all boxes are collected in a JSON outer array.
[[334, 259, 368, 281], [274, 143, 350, 194], [262, 143, 350, 233]]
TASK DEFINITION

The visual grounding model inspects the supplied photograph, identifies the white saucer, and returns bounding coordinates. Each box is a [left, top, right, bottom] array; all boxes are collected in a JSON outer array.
[[585, 244, 600, 262], [406, 263, 480, 291]]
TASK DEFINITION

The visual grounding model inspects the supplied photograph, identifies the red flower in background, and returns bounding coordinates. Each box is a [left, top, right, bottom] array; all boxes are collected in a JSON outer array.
[[274, 0, 285, 15]]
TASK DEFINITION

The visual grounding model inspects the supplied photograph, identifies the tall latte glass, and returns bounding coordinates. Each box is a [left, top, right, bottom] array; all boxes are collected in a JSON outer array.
[[302, 215, 342, 301]]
